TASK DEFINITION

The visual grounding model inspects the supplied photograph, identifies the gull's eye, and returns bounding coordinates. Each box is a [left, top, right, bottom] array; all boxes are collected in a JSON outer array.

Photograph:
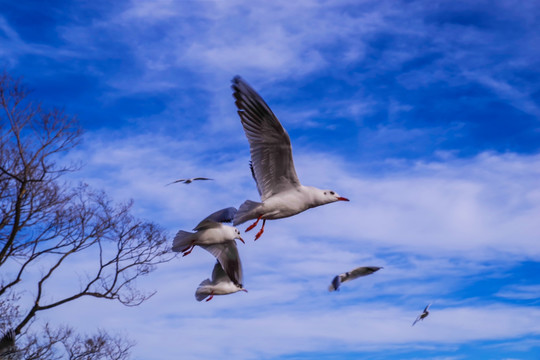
[[324, 192, 327, 195], [330, 191, 335, 195]]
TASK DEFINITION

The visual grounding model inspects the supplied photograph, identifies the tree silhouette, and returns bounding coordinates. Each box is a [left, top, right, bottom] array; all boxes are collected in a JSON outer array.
[[0, 72, 174, 359]]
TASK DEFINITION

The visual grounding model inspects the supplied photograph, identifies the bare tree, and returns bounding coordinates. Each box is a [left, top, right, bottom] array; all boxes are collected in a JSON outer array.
[[0, 72, 174, 358]]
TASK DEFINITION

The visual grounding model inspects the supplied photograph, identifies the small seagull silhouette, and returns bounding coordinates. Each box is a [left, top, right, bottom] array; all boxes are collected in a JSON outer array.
[[412, 303, 431, 326], [166, 177, 213, 185], [328, 266, 383, 291]]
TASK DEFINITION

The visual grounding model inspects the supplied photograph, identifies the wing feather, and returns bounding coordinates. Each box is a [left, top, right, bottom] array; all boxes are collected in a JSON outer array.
[[341, 266, 382, 283], [232, 76, 301, 201], [210, 261, 229, 283], [201, 242, 243, 286], [194, 207, 238, 230]]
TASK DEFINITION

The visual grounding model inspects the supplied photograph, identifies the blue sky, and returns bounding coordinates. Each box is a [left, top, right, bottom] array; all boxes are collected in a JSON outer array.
[[1, 0, 540, 359]]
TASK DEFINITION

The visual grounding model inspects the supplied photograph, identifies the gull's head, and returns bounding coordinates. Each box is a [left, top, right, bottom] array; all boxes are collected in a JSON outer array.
[[225, 225, 244, 244], [236, 283, 248, 293], [322, 190, 350, 204], [233, 227, 244, 244]]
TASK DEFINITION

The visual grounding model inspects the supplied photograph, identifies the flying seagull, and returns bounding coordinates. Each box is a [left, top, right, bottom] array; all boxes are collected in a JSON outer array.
[[231, 76, 349, 240], [0, 329, 15, 356], [412, 303, 431, 326], [166, 177, 213, 185], [172, 207, 244, 285], [329, 266, 383, 291], [195, 261, 247, 302]]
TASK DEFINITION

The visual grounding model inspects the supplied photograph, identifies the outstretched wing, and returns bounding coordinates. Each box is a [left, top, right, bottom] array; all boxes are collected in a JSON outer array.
[[210, 260, 231, 283], [202, 207, 237, 223], [232, 76, 301, 201], [192, 220, 221, 231], [165, 179, 187, 185], [201, 241, 243, 286], [342, 266, 382, 283], [193, 207, 238, 231]]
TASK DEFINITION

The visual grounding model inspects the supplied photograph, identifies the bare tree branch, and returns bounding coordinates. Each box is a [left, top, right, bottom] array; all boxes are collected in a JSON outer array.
[[0, 71, 175, 359]]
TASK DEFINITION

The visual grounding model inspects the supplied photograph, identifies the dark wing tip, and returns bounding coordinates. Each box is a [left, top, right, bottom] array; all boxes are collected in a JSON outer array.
[[231, 76, 243, 94], [220, 207, 238, 223], [165, 179, 184, 186], [232, 75, 243, 84]]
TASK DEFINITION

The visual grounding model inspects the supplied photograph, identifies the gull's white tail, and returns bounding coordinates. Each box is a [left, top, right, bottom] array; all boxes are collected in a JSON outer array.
[[233, 200, 262, 226], [172, 230, 196, 252], [195, 279, 212, 301]]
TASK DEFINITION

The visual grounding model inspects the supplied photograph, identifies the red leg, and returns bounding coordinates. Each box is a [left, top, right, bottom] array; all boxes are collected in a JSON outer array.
[[181, 241, 195, 253], [205, 292, 214, 302], [245, 215, 262, 232], [182, 244, 195, 257], [254, 219, 266, 241]]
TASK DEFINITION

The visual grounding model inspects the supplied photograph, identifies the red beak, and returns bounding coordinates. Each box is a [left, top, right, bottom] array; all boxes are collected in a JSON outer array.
[[237, 237, 245, 244], [337, 197, 350, 201], [241, 289, 248, 293]]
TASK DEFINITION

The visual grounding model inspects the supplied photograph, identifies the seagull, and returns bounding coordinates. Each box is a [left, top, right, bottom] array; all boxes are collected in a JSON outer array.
[[195, 261, 247, 302], [0, 329, 15, 356], [172, 207, 244, 285], [166, 177, 213, 185], [412, 303, 431, 326], [231, 76, 349, 240], [328, 266, 383, 291]]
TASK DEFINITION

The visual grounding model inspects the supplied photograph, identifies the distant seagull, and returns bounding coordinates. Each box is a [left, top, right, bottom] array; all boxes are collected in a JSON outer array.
[[231, 76, 349, 240], [328, 266, 383, 291], [195, 261, 247, 302], [172, 207, 244, 284], [0, 329, 15, 356], [166, 177, 213, 185], [412, 303, 431, 326]]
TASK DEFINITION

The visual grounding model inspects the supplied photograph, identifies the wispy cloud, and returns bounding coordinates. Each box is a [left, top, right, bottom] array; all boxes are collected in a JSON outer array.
[[496, 284, 540, 300], [48, 126, 540, 359], [3, 1, 540, 359]]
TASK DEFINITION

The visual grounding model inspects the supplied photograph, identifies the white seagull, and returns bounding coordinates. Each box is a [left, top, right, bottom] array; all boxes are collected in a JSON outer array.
[[195, 261, 247, 302], [172, 207, 244, 285], [231, 76, 349, 240], [166, 177, 213, 185], [412, 303, 431, 326], [329, 266, 383, 291]]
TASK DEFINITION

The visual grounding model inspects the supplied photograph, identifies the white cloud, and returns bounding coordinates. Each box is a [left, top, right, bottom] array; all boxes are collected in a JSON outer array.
[[69, 126, 540, 259], [4, 1, 539, 358], [496, 284, 540, 300], [45, 128, 540, 358]]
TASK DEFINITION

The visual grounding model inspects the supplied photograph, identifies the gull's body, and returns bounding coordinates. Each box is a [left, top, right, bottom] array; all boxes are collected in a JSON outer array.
[[329, 266, 383, 291], [167, 177, 213, 185], [172, 207, 244, 284], [231, 76, 349, 240], [412, 304, 431, 326], [196, 261, 247, 302]]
